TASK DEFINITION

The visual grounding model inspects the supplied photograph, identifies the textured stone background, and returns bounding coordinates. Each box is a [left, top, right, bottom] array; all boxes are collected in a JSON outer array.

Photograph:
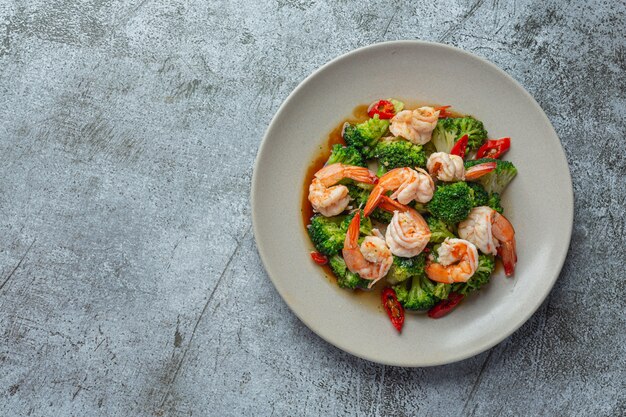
[[0, 0, 624, 416]]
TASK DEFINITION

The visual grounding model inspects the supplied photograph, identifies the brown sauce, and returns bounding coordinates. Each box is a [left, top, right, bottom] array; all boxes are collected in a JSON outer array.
[[301, 101, 465, 304]]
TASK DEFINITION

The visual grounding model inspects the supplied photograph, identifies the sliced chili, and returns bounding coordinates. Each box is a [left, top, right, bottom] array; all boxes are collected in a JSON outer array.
[[428, 292, 465, 319], [310, 251, 328, 265], [476, 137, 511, 159], [434, 105, 452, 118], [381, 287, 405, 332], [450, 134, 469, 159], [368, 100, 396, 119]]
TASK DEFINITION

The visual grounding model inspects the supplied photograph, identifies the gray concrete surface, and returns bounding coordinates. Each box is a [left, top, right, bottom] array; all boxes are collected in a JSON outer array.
[[0, 0, 624, 416]]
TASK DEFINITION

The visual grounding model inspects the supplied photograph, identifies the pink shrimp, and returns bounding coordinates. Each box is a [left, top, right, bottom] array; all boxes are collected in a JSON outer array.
[[377, 196, 431, 257], [342, 212, 393, 288], [425, 238, 479, 284], [458, 206, 517, 276], [389, 107, 440, 145], [308, 163, 378, 217], [363, 167, 434, 216], [427, 152, 497, 182]]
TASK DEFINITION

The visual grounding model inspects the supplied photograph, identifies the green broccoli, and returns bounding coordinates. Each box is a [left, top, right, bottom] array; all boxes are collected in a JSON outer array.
[[373, 137, 427, 175], [433, 282, 451, 300], [487, 192, 504, 213], [343, 115, 389, 158], [307, 215, 346, 256], [370, 207, 393, 223], [386, 254, 426, 285], [452, 254, 495, 295], [467, 182, 489, 207], [345, 184, 392, 221], [393, 274, 437, 310], [431, 116, 488, 153], [328, 255, 370, 290], [346, 183, 372, 208], [464, 158, 517, 194], [307, 212, 372, 256], [413, 201, 429, 214], [466, 181, 504, 213], [426, 216, 456, 243], [326, 144, 366, 167], [340, 210, 372, 236], [427, 182, 475, 224]]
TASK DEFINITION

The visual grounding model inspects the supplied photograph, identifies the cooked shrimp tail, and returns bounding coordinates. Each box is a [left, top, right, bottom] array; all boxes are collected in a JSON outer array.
[[492, 212, 517, 276], [344, 211, 361, 251], [377, 195, 407, 212], [363, 186, 386, 216], [342, 211, 393, 287], [315, 163, 378, 186], [465, 162, 496, 180]]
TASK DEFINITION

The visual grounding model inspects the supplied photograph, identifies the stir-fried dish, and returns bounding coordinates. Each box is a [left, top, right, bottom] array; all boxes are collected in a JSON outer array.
[[305, 99, 518, 332]]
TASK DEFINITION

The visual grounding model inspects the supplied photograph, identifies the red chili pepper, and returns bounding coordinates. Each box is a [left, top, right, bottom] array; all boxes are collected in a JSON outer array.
[[450, 134, 469, 159], [428, 292, 465, 319], [434, 105, 452, 118], [476, 137, 511, 159], [368, 100, 396, 119], [310, 251, 328, 265], [381, 288, 405, 332]]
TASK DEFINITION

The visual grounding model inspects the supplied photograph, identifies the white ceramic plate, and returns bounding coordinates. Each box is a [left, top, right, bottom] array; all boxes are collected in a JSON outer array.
[[252, 41, 573, 367]]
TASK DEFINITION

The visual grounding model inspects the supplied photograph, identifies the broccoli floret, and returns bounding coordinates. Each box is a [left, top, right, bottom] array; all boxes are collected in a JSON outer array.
[[433, 282, 451, 300], [386, 254, 426, 285], [467, 182, 489, 207], [307, 212, 371, 256], [487, 192, 504, 213], [413, 202, 429, 214], [466, 182, 504, 213], [328, 255, 370, 290], [345, 184, 392, 221], [373, 137, 427, 172], [465, 158, 518, 195], [307, 215, 346, 256], [326, 144, 366, 167], [346, 183, 372, 208], [427, 182, 474, 224], [343, 115, 389, 158], [370, 207, 393, 223], [394, 274, 437, 310], [422, 140, 437, 157], [431, 117, 488, 153], [340, 210, 372, 236], [430, 121, 457, 154], [452, 254, 495, 295], [426, 216, 456, 243]]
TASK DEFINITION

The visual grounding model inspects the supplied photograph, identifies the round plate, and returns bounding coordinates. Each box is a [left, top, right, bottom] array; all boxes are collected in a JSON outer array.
[[252, 41, 573, 367]]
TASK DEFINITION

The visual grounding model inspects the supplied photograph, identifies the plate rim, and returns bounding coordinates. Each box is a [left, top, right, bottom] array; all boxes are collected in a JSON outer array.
[[251, 40, 574, 367]]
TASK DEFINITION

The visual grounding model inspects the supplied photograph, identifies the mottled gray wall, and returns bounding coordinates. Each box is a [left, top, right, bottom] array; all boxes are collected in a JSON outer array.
[[0, 1, 624, 416]]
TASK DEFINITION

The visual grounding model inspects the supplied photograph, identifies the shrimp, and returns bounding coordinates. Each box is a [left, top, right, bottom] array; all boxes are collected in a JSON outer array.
[[458, 206, 517, 276], [342, 211, 393, 288], [427, 152, 465, 182], [308, 163, 378, 217], [377, 196, 431, 257], [425, 238, 479, 284], [389, 107, 440, 145], [427, 152, 497, 182], [363, 167, 434, 216]]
